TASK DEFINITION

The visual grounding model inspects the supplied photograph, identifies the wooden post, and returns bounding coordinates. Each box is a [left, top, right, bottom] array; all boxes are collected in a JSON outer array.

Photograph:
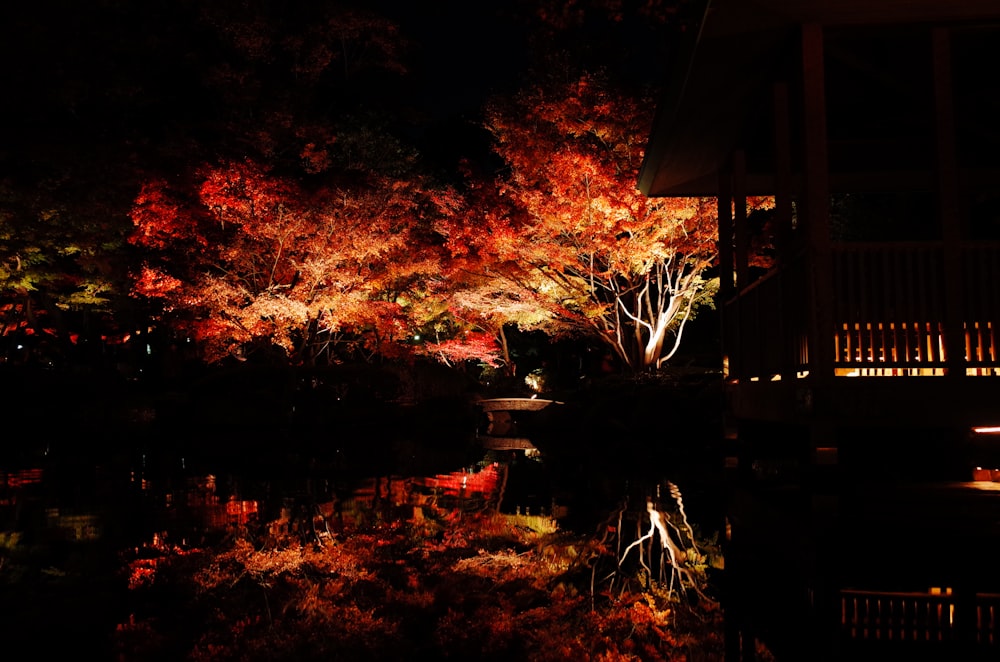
[[718, 165, 735, 301], [734, 150, 750, 291], [932, 27, 965, 380], [800, 23, 840, 661], [801, 23, 834, 393], [718, 164, 739, 381], [773, 82, 795, 379], [772, 82, 794, 259]]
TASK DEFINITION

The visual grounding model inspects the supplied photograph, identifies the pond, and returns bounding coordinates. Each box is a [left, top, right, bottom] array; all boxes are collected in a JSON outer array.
[[0, 366, 728, 658]]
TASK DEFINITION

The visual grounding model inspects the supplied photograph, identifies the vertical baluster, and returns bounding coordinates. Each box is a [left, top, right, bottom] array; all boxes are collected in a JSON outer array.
[[916, 247, 930, 366], [931, 247, 944, 366], [885, 247, 897, 368], [989, 321, 996, 365], [904, 249, 917, 366], [859, 248, 870, 365], [964, 246, 976, 368]]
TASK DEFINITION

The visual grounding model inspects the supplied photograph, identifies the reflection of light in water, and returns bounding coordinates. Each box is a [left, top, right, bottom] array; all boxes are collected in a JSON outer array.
[[2, 467, 44, 489]]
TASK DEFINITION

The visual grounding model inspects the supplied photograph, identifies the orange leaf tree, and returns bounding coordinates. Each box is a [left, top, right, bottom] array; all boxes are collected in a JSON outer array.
[[126, 3, 457, 366], [130, 158, 446, 364], [415, 169, 560, 375], [476, 71, 729, 372]]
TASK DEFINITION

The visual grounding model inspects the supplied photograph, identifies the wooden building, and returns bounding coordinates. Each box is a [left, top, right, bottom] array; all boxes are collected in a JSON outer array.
[[637, 1, 1000, 659]]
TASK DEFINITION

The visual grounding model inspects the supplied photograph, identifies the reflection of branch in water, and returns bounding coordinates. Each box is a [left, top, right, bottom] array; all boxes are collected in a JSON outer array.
[[668, 481, 699, 558], [618, 497, 716, 606]]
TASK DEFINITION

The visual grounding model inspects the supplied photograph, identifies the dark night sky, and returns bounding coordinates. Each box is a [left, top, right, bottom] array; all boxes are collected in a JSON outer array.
[[384, 2, 533, 114], [0, 2, 519, 168], [0, 0, 674, 181], [375, 1, 537, 172]]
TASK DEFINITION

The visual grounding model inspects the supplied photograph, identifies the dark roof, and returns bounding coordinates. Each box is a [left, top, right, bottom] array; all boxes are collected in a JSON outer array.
[[638, 0, 1000, 197]]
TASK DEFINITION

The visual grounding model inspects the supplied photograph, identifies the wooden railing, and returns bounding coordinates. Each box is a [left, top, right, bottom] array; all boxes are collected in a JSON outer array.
[[961, 244, 1000, 375], [841, 589, 955, 642], [833, 242, 948, 375], [840, 588, 1000, 648], [723, 242, 1000, 380]]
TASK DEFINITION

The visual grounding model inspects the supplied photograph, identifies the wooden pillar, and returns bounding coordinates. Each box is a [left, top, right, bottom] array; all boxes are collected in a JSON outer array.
[[801, 23, 834, 389], [772, 82, 794, 258], [733, 150, 750, 290], [932, 27, 965, 379], [718, 165, 738, 381], [718, 166, 735, 301], [800, 24, 840, 660], [723, 529, 745, 662], [773, 82, 795, 378]]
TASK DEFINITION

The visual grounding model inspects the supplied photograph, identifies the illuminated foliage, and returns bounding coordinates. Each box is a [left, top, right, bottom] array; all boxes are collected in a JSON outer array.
[[120, 2, 461, 366], [0, 1, 419, 366], [413, 174, 561, 374], [0, 166, 135, 354], [130, 158, 447, 364], [117, 487, 729, 661], [473, 71, 767, 371]]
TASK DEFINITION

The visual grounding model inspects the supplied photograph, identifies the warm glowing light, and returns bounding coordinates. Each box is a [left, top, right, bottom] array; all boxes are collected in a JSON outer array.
[[835, 366, 946, 377], [814, 447, 838, 465], [524, 372, 545, 391], [770, 374, 781, 381], [973, 426, 1000, 434], [971, 467, 997, 481]]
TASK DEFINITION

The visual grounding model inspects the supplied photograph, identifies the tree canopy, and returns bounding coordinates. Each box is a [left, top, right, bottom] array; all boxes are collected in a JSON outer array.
[[472, 71, 726, 371], [0, 1, 762, 376]]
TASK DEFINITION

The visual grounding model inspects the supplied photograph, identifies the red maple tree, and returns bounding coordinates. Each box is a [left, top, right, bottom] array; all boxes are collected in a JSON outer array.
[[410, 169, 561, 375], [130, 158, 446, 364], [458, 70, 770, 371]]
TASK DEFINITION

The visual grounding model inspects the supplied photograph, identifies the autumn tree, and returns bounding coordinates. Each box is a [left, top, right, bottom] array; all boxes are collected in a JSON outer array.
[[401, 166, 556, 375], [0, 161, 140, 366], [130, 153, 450, 365], [121, 1, 471, 366], [403, 3, 717, 377], [411, 263, 559, 375], [0, 1, 422, 370], [0, 1, 197, 362], [453, 70, 746, 372]]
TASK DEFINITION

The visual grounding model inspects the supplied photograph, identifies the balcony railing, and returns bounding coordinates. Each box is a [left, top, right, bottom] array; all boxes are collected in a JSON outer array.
[[840, 588, 1000, 649], [723, 242, 1000, 381]]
